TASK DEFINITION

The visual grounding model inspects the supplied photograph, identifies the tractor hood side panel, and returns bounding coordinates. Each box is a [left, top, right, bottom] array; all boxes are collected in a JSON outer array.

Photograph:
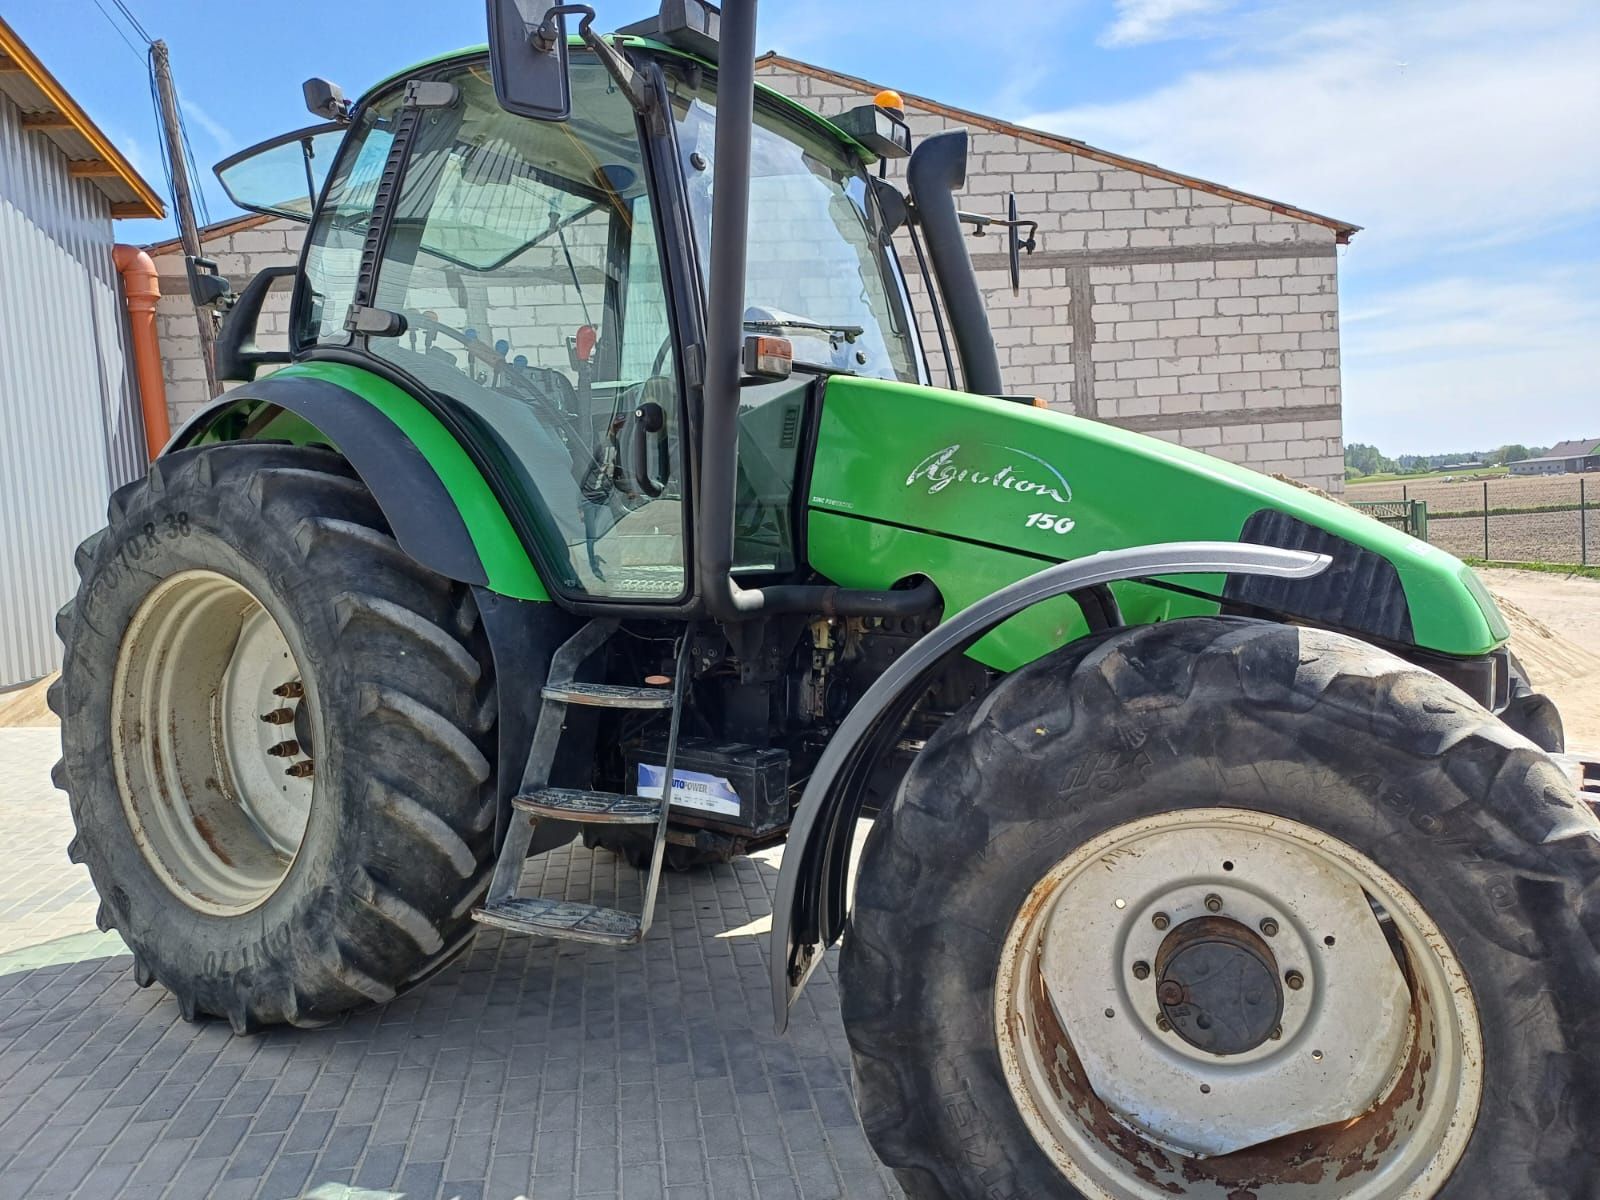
[[805, 376, 1507, 664]]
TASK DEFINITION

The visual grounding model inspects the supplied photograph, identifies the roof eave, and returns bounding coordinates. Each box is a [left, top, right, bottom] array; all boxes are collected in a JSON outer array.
[[0, 15, 164, 219]]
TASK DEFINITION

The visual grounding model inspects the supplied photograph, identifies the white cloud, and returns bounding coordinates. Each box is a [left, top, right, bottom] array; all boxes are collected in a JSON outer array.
[[1028, 1, 1600, 259], [1016, 0, 1600, 451], [176, 92, 234, 151], [1342, 267, 1600, 450], [1101, 0, 1235, 47]]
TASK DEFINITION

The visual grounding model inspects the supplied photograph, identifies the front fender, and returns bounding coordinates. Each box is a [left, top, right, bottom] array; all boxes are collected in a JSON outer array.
[[170, 361, 547, 600], [769, 542, 1329, 1032]]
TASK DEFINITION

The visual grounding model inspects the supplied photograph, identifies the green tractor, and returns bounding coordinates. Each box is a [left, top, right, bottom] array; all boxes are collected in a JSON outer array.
[[52, 2, 1598, 1196]]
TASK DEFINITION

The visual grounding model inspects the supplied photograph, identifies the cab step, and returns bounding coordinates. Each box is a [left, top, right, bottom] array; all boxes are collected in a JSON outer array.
[[514, 787, 660, 825], [472, 897, 642, 945], [476, 618, 692, 950], [542, 681, 674, 709]]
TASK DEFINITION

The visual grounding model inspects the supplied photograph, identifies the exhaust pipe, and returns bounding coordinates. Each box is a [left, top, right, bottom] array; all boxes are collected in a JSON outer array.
[[905, 131, 1004, 397], [695, 1, 938, 622]]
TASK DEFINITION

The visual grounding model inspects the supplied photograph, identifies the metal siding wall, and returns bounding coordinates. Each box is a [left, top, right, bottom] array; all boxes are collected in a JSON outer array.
[[0, 90, 137, 686]]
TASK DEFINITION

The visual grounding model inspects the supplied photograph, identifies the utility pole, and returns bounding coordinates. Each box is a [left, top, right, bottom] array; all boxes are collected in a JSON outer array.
[[149, 39, 219, 398]]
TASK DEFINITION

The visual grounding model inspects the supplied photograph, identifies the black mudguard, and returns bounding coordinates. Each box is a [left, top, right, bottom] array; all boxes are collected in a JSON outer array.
[[170, 374, 488, 589]]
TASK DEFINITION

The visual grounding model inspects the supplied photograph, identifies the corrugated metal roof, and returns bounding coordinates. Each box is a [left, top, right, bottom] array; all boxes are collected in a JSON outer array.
[[1544, 438, 1600, 459], [0, 14, 164, 219]]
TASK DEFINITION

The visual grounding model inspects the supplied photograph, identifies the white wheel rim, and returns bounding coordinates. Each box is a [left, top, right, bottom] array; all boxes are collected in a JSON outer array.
[[111, 570, 316, 914], [994, 808, 1483, 1199]]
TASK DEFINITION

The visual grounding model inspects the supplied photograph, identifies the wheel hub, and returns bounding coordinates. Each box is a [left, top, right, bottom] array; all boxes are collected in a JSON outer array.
[[1154, 916, 1283, 1056], [994, 809, 1484, 1199], [111, 570, 316, 914]]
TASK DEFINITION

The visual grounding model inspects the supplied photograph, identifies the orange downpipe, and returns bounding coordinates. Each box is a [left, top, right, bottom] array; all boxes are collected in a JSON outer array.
[[113, 243, 170, 459]]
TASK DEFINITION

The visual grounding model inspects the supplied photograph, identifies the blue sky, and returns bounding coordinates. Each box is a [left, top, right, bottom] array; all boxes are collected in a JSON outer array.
[[9, 0, 1597, 454]]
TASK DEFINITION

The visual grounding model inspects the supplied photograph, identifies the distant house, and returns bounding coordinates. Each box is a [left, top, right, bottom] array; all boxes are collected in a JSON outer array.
[[1508, 439, 1600, 476]]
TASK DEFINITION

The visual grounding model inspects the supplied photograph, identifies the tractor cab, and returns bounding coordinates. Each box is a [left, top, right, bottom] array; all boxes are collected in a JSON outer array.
[[209, 9, 933, 612]]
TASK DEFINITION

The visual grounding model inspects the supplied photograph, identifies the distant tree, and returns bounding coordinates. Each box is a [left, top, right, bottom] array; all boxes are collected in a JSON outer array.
[[1493, 444, 1532, 466], [1345, 443, 1396, 476]]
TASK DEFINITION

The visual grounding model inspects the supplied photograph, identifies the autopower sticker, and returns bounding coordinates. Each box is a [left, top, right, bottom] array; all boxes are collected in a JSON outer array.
[[636, 763, 742, 818]]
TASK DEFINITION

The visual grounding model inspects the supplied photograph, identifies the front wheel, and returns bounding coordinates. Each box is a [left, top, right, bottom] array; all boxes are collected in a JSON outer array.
[[842, 618, 1600, 1199]]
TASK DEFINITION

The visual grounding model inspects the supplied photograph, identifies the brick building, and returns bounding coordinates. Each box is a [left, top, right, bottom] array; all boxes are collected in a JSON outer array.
[[150, 52, 1357, 491]]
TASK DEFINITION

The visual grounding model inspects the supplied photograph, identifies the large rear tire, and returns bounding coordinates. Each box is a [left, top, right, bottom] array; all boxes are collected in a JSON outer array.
[[52, 444, 497, 1030], [842, 617, 1600, 1199]]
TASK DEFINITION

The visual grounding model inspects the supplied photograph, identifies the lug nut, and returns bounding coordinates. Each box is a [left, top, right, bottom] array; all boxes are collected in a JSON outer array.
[[272, 681, 304, 699], [1260, 917, 1279, 937], [1156, 1015, 1172, 1032], [260, 708, 296, 725], [267, 740, 301, 758], [1285, 970, 1305, 991], [1204, 893, 1223, 913], [1157, 981, 1185, 1006], [285, 761, 315, 779], [1131, 961, 1151, 980], [1152, 912, 1170, 931], [1270, 1025, 1283, 1040]]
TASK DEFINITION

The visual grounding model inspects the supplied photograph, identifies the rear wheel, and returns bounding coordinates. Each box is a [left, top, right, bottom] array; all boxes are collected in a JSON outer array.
[[842, 617, 1600, 1199], [53, 444, 497, 1029]]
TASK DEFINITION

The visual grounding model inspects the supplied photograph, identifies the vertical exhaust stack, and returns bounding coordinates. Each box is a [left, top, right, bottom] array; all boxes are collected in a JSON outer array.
[[696, 0, 761, 617], [905, 131, 1004, 397], [693, 1, 938, 622]]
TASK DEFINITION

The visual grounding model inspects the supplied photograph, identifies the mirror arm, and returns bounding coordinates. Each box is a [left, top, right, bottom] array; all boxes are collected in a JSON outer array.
[[537, 4, 654, 114]]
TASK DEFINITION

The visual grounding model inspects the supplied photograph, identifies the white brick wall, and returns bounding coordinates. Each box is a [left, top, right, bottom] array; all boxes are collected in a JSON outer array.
[[149, 60, 1348, 493], [757, 58, 1347, 492], [149, 216, 301, 428]]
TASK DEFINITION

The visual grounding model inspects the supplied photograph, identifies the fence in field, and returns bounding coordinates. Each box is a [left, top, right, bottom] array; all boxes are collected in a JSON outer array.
[[1350, 475, 1596, 566]]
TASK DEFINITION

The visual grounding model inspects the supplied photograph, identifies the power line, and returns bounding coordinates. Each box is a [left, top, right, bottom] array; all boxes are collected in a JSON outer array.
[[107, 0, 153, 45], [87, 0, 147, 63]]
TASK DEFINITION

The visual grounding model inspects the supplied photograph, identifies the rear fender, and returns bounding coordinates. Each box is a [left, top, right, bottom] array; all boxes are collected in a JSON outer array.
[[170, 362, 547, 601], [769, 542, 1330, 1032]]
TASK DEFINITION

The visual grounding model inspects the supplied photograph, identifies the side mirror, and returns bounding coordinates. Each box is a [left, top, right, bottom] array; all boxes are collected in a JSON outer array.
[[1006, 193, 1037, 296], [487, 0, 575, 122], [303, 78, 351, 123], [215, 266, 296, 382], [186, 256, 233, 309], [870, 177, 908, 236]]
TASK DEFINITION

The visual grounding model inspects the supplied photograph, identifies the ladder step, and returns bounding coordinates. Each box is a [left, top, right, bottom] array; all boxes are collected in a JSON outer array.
[[514, 788, 661, 825], [472, 898, 642, 945], [542, 682, 674, 710]]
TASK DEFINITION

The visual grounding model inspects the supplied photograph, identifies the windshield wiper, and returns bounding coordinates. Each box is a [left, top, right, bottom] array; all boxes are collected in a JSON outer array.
[[743, 317, 865, 347]]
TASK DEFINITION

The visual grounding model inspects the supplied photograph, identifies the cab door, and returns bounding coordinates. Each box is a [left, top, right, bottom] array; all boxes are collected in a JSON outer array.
[[293, 54, 691, 604]]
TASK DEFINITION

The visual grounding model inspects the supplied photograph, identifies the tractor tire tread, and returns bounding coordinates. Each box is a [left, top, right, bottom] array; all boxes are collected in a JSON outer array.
[[55, 442, 498, 1030], [844, 617, 1600, 1199]]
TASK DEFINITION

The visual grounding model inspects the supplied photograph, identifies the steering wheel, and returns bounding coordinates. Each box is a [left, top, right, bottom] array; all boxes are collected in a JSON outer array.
[[404, 310, 577, 414]]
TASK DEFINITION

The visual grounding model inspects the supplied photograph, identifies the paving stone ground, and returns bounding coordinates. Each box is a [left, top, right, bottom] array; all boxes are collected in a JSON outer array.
[[0, 731, 902, 1200], [0, 729, 103, 956]]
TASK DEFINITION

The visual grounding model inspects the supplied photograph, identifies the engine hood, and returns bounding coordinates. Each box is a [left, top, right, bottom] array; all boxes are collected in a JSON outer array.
[[804, 376, 1507, 663]]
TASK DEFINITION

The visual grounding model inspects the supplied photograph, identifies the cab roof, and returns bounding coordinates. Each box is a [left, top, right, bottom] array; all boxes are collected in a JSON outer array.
[[365, 36, 877, 163]]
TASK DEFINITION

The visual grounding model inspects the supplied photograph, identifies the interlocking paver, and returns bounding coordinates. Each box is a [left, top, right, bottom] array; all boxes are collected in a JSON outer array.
[[0, 730, 101, 957], [0, 728, 903, 1198]]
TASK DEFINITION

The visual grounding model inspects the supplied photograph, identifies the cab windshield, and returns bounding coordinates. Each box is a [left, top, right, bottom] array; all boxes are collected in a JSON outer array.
[[666, 74, 923, 383]]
